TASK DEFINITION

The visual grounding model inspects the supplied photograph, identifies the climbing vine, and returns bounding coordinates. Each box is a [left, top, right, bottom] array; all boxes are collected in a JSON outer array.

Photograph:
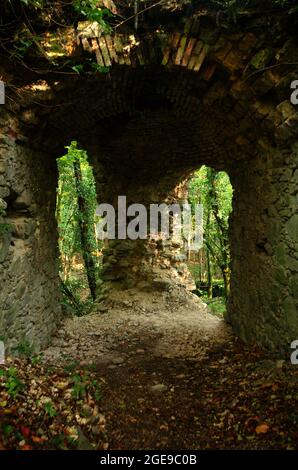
[[73, 0, 113, 29], [56, 141, 100, 314]]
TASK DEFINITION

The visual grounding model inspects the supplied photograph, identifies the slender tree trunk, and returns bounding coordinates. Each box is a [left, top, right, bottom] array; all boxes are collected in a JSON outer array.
[[134, 0, 139, 30], [221, 266, 230, 300], [199, 249, 203, 284], [73, 158, 97, 301], [206, 248, 213, 299], [207, 168, 231, 300], [206, 208, 213, 299]]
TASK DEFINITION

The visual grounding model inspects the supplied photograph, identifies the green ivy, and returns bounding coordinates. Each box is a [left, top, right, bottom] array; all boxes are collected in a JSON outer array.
[[56, 141, 100, 313], [73, 0, 113, 32]]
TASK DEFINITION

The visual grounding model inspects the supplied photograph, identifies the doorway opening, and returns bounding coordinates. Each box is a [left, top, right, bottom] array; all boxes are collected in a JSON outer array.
[[188, 166, 233, 317], [56, 141, 101, 315]]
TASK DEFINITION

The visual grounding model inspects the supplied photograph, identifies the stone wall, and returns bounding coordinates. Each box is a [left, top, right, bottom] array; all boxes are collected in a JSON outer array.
[[0, 113, 62, 351], [0, 1, 297, 353], [228, 142, 298, 353], [95, 177, 195, 294]]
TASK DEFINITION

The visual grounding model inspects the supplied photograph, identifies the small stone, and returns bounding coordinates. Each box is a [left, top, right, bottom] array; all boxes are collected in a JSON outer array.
[[91, 425, 102, 437], [112, 356, 125, 365], [276, 359, 285, 369], [150, 383, 167, 393], [80, 360, 90, 366], [97, 305, 108, 313]]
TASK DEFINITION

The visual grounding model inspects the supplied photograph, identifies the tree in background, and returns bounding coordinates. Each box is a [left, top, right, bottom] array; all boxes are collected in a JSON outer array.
[[56, 142, 99, 311], [188, 166, 233, 305]]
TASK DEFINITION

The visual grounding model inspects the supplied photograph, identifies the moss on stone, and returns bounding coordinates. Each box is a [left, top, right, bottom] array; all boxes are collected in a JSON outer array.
[[250, 48, 274, 70]]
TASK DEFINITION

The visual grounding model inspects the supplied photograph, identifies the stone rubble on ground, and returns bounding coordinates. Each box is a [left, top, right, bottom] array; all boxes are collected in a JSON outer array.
[[43, 287, 232, 366]]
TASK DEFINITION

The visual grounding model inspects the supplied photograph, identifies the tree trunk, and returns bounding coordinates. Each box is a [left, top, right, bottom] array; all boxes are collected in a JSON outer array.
[[73, 158, 97, 301], [207, 168, 230, 300], [221, 266, 230, 300], [206, 248, 213, 299], [205, 207, 213, 299]]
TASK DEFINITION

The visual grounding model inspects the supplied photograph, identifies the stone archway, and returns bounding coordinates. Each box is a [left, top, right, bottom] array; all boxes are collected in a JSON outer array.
[[0, 4, 297, 353]]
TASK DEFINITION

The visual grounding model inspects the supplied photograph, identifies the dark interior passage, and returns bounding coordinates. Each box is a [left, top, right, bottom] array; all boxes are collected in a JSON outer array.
[[0, 4, 297, 354]]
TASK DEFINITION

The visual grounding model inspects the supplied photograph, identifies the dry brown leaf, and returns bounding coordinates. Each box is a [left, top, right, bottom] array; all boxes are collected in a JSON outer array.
[[31, 435, 47, 443], [255, 423, 269, 434]]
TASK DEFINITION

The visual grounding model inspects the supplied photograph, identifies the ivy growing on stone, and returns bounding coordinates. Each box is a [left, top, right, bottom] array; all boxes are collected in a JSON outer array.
[[56, 141, 100, 313]]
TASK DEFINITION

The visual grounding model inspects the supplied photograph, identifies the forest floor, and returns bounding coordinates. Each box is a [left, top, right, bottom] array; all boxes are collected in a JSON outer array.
[[1, 287, 298, 450]]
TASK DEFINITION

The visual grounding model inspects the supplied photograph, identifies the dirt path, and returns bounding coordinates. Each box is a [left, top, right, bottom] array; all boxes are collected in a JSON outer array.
[[39, 288, 298, 450], [44, 287, 231, 365]]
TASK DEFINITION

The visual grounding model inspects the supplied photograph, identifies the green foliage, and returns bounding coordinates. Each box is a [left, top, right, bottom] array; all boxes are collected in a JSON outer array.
[[10, 340, 44, 364], [73, 0, 113, 31], [19, 0, 44, 7], [71, 372, 102, 401], [0, 223, 11, 236], [63, 361, 80, 373], [205, 297, 227, 317], [71, 64, 84, 74], [11, 340, 35, 358], [188, 166, 233, 300], [1, 367, 25, 399], [60, 276, 94, 315], [189, 166, 233, 220], [2, 423, 14, 437], [19, 0, 115, 25], [91, 63, 110, 74], [0, 207, 11, 237], [44, 400, 58, 417], [56, 141, 99, 313], [71, 373, 87, 400], [57, 142, 98, 268], [189, 167, 233, 265], [71, 62, 110, 74], [13, 37, 33, 57], [2, 1, 113, 74]]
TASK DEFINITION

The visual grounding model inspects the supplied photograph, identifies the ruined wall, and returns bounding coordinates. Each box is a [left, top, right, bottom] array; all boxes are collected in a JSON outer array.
[[0, 1, 297, 353], [96, 177, 195, 295], [228, 142, 298, 352], [0, 113, 62, 350]]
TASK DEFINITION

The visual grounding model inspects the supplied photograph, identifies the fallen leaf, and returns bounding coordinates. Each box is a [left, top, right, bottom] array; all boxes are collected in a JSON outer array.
[[20, 444, 33, 450], [31, 435, 46, 443], [20, 426, 31, 438], [256, 423, 269, 434]]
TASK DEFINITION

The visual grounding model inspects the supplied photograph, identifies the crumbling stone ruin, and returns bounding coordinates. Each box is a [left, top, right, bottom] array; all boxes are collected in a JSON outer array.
[[0, 1, 297, 353]]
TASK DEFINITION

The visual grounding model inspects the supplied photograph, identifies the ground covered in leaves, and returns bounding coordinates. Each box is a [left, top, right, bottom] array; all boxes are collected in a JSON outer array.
[[98, 340, 298, 450], [1, 289, 298, 450], [0, 358, 107, 450], [1, 341, 298, 450]]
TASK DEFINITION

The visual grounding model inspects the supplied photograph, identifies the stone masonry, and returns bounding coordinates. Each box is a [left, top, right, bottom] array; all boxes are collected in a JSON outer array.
[[0, 1, 297, 353]]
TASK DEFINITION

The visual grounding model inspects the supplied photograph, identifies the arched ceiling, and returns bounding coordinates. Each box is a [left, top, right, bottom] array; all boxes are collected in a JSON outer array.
[[1, 0, 298, 173]]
